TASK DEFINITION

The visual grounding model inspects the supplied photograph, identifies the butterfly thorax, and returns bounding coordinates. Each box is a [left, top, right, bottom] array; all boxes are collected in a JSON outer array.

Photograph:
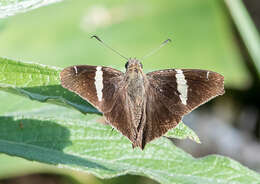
[[124, 59, 147, 135]]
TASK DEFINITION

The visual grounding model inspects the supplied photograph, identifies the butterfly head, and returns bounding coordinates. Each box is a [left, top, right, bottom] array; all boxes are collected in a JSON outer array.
[[125, 58, 143, 71], [124, 58, 144, 82]]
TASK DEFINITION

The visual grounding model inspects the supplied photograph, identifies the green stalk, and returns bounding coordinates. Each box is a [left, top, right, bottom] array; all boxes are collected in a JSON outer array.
[[225, 0, 260, 77]]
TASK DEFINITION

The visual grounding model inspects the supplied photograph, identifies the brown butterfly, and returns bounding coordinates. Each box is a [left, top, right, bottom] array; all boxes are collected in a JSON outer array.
[[60, 36, 224, 149]]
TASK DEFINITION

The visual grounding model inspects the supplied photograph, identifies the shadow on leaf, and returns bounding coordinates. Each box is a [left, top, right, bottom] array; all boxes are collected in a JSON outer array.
[[0, 116, 112, 171], [1, 85, 100, 114]]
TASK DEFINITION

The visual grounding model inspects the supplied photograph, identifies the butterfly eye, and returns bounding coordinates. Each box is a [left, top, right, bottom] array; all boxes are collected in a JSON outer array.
[[125, 62, 129, 69], [140, 63, 143, 69]]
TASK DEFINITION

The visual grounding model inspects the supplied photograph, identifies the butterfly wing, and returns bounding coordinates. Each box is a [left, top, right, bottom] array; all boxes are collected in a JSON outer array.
[[142, 69, 224, 145], [60, 65, 138, 144], [141, 85, 180, 147], [60, 65, 124, 112], [103, 91, 139, 144]]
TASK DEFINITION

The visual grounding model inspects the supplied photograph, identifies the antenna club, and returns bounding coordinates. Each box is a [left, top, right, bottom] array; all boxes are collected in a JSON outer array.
[[91, 35, 128, 61], [141, 38, 172, 61], [91, 35, 102, 42], [165, 38, 172, 43]]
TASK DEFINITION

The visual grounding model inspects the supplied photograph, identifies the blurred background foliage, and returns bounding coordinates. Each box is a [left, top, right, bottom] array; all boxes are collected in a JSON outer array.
[[0, 0, 251, 88], [0, 0, 259, 183]]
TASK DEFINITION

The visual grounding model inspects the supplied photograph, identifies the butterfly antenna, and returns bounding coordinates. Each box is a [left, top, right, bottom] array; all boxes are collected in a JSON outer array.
[[141, 38, 172, 61], [91, 35, 128, 61]]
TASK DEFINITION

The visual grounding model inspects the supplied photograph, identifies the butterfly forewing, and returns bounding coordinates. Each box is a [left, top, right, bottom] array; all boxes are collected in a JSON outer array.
[[147, 69, 224, 115], [60, 65, 123, 112]]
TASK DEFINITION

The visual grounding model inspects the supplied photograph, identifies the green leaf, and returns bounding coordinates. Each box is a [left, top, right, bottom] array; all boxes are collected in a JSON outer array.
[[0, 0, 63, 19], [0, 59, 259, 183], [0, 104, 260, 184], [0, 57, 199, 143], [166, 122, 201, 144], [0, 57, 99, 114]]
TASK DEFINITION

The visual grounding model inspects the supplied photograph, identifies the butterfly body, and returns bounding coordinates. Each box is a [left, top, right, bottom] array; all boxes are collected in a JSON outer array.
[[60, 58, 224, 149], [122, 59, 148, 148]]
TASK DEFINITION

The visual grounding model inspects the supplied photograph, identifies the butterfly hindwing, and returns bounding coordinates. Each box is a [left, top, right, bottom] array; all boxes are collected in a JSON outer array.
[[60, 65, 123, 112], [104, 91, 138, 144], [142, 85, 180, 146]]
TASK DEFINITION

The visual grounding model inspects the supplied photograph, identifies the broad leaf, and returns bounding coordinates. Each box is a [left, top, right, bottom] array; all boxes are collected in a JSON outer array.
[[0, 0, 62, 18], [0, 103, 259, 184], [0, 58, 259, 183], [0, 57, 98, 114]]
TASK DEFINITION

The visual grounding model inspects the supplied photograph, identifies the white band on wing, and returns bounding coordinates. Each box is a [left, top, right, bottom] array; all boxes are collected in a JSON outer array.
[[95, 66, 103, 102], [175, 69, 188, 105]]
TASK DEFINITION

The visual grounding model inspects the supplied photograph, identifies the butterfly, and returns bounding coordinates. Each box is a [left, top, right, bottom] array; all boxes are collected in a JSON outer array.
[[60, 58, 224, 149]]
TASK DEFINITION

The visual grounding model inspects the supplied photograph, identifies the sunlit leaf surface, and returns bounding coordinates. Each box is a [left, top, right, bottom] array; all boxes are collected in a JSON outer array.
[[0, 57, 259, 183]]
